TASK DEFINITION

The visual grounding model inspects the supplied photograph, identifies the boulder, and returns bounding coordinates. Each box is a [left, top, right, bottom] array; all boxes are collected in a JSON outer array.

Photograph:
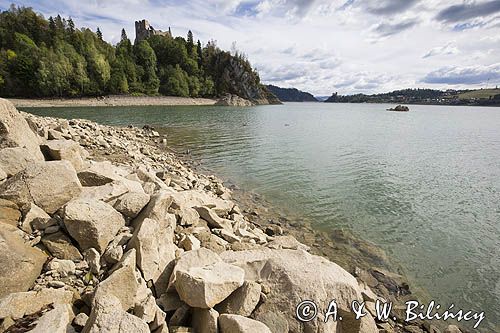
[[0, 98, 44, 160], [63, 198, 125, 253], [176, 207, 200, 226], [20, 202, 52, 233], [114, 192, 150, 218], [41, 231, 83, 260], [28, 304, 75, 333], [175, 261, 245, 308], [84, 248, 101, 274], [0, 223, 47, 298], [194, 206, 232, 230], [128, 191, 177, 295], [82, 294, 149, 333], [179, 234, 201, 251], [0, 198, 21, 227], [94, 249, 139, 311], [216, 281, 261, 316], [0, 160, 82, 214], [0, 167, 6, 181], [218, 314, 271, 333], [46, 258, 76, 277], [41, 139, 85, 170], [192, 308, 219, 333], [254, 312, 289, 333], [444, 325, 462, 333], [266, 235, 310, 251], [170, 190, 233, 215], [0, 288, 73, 320], [0, 147, 36, 177], [220, 249, 378, 333], [168, 248, 222, 292]]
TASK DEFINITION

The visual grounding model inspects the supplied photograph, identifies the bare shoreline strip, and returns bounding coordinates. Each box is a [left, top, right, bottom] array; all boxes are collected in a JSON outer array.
[[8, 95, 217, 108]]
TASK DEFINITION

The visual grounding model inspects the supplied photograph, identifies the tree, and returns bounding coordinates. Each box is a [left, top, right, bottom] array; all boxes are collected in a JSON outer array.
[[121, 28, 127, 42], [134, 40, 159, 94], [96, 27, 103, 40], [67, 17, 75, 33], [196, 40, 202, 67], [187, 30, 194, 55]]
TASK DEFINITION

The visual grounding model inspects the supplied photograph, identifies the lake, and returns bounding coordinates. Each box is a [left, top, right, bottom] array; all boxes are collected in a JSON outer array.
[[23, 102, 500, 331]]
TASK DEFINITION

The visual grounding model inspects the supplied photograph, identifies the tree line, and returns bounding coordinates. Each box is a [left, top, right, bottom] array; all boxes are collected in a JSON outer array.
[[0, 5, 262, 99]]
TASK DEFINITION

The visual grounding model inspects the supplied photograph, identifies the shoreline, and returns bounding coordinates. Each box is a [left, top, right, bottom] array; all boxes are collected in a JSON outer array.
[[7, 95, 217, 108], [0, 98, 472, 333]]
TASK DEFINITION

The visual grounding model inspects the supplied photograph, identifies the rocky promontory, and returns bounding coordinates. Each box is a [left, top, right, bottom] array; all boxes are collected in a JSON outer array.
[[0, 98, 461, 333]]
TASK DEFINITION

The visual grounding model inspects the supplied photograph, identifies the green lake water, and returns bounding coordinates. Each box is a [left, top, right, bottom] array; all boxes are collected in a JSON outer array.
[[23, 102, 500, 331]]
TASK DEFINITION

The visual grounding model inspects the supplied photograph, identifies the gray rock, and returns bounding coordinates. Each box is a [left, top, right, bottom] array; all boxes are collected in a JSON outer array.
[[25, 304, 75, 333], [47, 258, 76, 277], [194, 206, 232, 230], [216, 281, 261, 316], [0, 147, 35, 177], [192, 308, 219, 333], [168, 248, 222, 292], [220, 249, 378, 333], [82, 294, 149, 333], [41, 139, 85, 171], [114, 192, 150, 218], [175, 261, 245, 308], [0, 160, 82, 214], [83, 248, 101, 274], [63, 198, 125, 253], [179, 234, 201, 251], [42, 231, 83, 260], [444, 325, 462, 333], [128, 191, 177, 295], [93, 249, 139, 311], [254, 312, 289, 333], [73, 312, 89, 327], [0, 288, 73, 320], [20, 203, 52, 233], [0, 98, 44, 160], [0, 223, 47, 298], [218, 314, 272, 333]]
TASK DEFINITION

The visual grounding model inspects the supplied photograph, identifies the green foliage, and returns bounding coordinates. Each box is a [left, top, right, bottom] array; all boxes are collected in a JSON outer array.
[[0, 5, 265, 100]]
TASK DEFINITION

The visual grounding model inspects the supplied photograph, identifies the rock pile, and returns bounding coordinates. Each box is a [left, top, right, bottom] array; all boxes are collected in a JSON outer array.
[[0, 98, 459, 333]]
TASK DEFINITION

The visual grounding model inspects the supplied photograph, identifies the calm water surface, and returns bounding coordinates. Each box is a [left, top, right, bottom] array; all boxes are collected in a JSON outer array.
[[24, 103, 500, 330]]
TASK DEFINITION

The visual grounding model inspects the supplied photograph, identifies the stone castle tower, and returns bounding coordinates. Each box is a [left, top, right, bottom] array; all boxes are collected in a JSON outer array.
[[134, 19, 172, 43]]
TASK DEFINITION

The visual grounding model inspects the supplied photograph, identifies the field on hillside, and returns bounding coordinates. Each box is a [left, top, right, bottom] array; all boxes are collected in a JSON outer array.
[[458, 88, 500, 100]]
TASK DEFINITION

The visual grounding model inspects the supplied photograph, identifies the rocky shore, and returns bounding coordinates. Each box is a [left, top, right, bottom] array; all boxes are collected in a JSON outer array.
[[0, 98, 463, 333], [8, 96, 217, 108]]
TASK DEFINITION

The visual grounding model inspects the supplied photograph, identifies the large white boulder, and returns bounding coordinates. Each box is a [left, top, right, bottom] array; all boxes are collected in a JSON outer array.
[[128, 191, 177, 295], [0, 147, 36, 177], [82, 294, 149, 333], [175, 261, 245, 308], [63, 198, 125, 253], [0, 98, 43, 160], [0, 160, 82, 213], [220, 249, 378, 333], [0, 223, 47, 298], [41, 139, 85, 171], [28, 304, 75, 333], [219, 314, 272, 333]]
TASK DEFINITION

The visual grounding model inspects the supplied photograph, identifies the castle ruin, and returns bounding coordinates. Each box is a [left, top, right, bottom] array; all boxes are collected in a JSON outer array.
[[135, 19, 172, 43]]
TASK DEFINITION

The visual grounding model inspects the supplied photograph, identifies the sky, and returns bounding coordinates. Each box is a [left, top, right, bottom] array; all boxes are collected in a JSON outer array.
[[1, 0, 499, 96]]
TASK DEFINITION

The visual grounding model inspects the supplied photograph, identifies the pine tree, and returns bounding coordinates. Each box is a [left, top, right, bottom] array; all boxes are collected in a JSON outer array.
[[196, 40, 202, 66], [121, 28, 128, 42], [96, 27, 103, 40], [187, 30, 194, 53], [67, 17, 75, 33]]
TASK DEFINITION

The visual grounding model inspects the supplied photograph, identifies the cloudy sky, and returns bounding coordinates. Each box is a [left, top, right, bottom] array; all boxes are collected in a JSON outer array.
[[1, 0, 499, 96]]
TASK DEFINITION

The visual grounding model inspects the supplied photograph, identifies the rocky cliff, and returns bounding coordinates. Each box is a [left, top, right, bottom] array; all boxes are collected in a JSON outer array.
[[0, 98, 461, 333]]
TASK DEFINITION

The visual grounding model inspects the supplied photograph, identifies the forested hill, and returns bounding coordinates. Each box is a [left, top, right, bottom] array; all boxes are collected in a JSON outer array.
[[266, 85, 318, 102], [0, 6, 275, 103]]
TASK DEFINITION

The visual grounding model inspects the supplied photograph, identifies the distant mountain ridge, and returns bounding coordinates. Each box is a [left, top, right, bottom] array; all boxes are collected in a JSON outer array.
[[324, 88, 500, 106], [266, 85, 318, 102]]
